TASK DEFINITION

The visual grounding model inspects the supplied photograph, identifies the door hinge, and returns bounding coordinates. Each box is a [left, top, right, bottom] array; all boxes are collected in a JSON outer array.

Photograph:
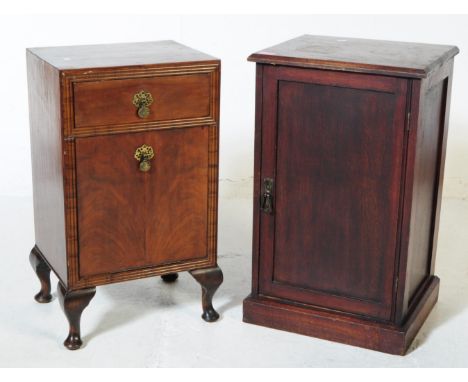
[[406, 112, 411, 132]]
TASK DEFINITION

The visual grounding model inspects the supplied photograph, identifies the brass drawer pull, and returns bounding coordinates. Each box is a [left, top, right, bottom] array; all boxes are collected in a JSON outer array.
[[134, 144, 155, 172], [132, 90, 153, 119]]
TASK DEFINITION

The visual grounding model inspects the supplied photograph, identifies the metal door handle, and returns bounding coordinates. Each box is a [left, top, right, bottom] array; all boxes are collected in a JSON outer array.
[[261, 178, 274, 214]]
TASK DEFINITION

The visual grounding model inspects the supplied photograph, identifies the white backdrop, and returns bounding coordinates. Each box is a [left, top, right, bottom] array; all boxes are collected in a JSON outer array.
[[0, 14, 467, 367], [0, 14, 467, 199]]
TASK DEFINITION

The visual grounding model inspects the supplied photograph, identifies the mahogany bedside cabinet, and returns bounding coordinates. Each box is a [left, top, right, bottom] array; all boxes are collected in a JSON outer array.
[[243, 35, 458, 355], [27, 41, 223, 350]]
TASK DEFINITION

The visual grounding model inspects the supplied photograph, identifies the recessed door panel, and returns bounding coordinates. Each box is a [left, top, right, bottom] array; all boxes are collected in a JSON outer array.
[[259, 66, 408, 320]]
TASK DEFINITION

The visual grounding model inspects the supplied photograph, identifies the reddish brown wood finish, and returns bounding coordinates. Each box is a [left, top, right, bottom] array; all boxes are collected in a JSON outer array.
[[26, 50, 68, 285], [259, 66, 407, 321], [395, 60, 455, 322], [57, 282, 96, 350], [190, 266, 224, 322], [27, 41, 222, 349], [248, 35, 459, 78], [244, 276, 439, 355], [59, 62, 220, 290], [406, 79, 447, 300], [29, 246, 53, 303], [73, 73, 211, 128], [244, 36, 458, 355], [75, 127, 209, 278], [62, 65, 219, 138], [27, 40, 218, 70]]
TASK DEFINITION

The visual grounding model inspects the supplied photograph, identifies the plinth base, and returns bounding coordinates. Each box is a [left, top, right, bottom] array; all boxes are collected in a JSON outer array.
[[243, 277, 439, 355]]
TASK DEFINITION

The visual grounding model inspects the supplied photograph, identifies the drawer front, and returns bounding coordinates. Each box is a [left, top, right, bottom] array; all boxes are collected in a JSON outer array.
[[75, 126, 214, 278], [73, 73, 212, 129], [258, 66, 409, 321]]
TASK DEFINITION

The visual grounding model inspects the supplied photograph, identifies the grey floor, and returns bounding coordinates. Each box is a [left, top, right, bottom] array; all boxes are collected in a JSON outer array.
[[1, 192, 467, 367]]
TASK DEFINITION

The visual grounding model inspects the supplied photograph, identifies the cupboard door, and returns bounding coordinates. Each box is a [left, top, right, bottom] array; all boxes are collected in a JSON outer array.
[[75, 126, 209, 277], [259, 66, 408, 320]]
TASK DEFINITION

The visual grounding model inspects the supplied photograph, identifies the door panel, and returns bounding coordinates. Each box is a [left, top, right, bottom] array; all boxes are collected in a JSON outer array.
[[76, 133, 147, 276], [259, 66, 408, 320], [76, 126, 209, 277], [144, 128, 209, 265]]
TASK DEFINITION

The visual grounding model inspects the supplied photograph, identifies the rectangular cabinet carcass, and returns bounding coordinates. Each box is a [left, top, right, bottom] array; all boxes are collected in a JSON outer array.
[[243, 35, 458, 355], [27, 41, 223, 350]]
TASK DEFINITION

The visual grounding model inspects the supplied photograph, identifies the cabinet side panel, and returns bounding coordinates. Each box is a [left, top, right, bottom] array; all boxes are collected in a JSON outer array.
[[27, 51, 67, 284], [404, 61, 453, 309]]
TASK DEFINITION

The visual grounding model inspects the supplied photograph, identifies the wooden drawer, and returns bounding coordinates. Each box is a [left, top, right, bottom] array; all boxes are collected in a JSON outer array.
[[73, 72, 212, 129]]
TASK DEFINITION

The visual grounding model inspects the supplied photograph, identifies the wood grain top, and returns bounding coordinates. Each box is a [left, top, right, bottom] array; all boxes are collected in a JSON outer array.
[[27, 40, 219, 70], [248, 35, 459, 78]]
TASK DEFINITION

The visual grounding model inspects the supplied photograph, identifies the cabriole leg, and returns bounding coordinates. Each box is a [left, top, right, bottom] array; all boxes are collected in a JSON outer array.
[[57, 282, 96, 350], [29, 246, 52, 303], [189, 266, 223, 322]]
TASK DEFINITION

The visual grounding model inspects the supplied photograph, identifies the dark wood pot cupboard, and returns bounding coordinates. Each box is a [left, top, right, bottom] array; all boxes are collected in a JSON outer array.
[[243, 35, 458, 355], [27, 41, 223, 350]]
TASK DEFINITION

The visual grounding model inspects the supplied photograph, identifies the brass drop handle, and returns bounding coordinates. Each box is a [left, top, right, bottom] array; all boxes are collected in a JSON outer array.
[[132, 90, 153, 119], [134, 144, 155, 172], [261, 178, 274, 214]]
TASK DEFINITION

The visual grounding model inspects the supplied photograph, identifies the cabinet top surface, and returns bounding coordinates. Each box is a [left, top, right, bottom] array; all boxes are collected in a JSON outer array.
[[248, 35, 459, 78], [27, 40, 219, 70]]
